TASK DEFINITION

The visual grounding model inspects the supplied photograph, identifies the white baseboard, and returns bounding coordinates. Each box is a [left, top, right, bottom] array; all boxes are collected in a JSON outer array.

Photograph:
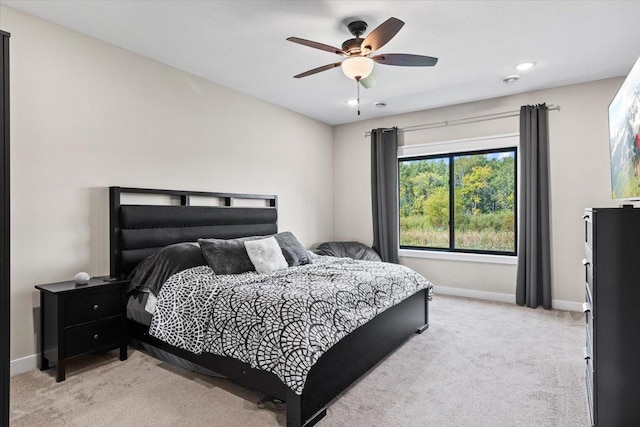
[[11, 354, 38, 376], [434, 286, 515, 304], [551, 299, 583, 312], [434, 286, 582, 312]]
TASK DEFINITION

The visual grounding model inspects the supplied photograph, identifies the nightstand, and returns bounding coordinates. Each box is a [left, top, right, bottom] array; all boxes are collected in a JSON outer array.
[[35, 277, 128, 382]]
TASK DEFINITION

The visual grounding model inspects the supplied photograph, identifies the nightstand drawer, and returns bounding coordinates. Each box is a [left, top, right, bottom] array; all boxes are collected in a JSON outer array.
[[65, 317, 123, 357], [65, 289, 122, 326]]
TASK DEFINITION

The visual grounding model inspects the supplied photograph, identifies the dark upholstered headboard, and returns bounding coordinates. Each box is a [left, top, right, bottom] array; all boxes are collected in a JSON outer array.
[[109, 187, 278, 279]]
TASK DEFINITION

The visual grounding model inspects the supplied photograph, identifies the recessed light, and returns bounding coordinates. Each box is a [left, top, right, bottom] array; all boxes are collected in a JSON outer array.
[[515, 61, 536, 71], [346, 99, 358, 107], [502, 74, 520, 84], [373, 101, 387, 108]]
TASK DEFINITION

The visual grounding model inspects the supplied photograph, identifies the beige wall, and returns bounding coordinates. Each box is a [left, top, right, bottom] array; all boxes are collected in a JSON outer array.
[[333, 78, 627, 305], [2, 6, 334, 360]]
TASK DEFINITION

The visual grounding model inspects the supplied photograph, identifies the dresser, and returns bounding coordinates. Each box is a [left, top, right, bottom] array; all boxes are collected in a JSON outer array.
[[36, 277, 128, 381], [583, 207, 640, 426]]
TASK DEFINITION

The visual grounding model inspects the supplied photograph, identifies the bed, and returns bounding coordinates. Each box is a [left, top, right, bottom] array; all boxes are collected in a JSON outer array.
[[110, 186, 432, 427]]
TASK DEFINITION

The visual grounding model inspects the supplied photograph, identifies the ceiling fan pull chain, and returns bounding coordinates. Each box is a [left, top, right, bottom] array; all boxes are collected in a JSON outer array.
[[357, 78, 361, 116]]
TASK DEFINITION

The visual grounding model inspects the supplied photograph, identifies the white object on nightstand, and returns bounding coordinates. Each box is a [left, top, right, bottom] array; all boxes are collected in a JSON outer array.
[[73, 272, 90, 285]]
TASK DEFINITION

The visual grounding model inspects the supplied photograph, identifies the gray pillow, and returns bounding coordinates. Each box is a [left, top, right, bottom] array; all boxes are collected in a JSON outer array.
[[128, 242, 208, 295], [198, 236, 259, 275], [273, 231, 311, 266]]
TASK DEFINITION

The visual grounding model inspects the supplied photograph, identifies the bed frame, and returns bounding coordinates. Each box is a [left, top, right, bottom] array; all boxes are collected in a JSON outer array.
[[110, 186, 430, 427]]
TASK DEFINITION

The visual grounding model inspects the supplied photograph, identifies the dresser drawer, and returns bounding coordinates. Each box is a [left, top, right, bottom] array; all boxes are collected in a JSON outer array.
[[584, 211, 593, 251], [584, 257, 594, 303], [585, 279, 593, 308], [585, 278, 594, 315], [65, 289, 122, 326], [65, 317, 123, 357]]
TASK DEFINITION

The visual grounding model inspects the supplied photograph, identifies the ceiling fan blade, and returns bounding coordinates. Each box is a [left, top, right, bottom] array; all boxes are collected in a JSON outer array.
[[361, 17, 404, 52], [360, 73, 376, 89], [287, 37, 348, 57], [373, 54, 438, 67], [294, 62, 342, 78]]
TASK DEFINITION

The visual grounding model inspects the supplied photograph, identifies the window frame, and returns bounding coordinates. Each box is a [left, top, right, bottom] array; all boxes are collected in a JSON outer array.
[[398, 135, 518, 257]]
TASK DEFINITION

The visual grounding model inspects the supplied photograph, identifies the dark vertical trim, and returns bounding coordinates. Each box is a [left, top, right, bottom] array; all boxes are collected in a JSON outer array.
[[1, 30, 10, 427], [448, 155, 455, 249], [513, 147, 519, 255], [109, 187, 121, 279], [271, 196, 278, 232], [423, 288, 430, 330]]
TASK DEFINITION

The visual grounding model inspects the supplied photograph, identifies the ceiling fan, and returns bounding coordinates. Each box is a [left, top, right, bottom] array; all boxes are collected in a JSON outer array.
[[287, 17, 438, 89]]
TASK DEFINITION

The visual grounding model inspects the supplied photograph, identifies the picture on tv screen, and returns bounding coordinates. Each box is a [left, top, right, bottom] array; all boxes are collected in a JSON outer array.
[[609, 55, 640, 200]]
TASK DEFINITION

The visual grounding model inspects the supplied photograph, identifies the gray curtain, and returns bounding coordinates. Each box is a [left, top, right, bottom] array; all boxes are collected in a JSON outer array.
[[371, 127, 399, 264], [516, 104, 552, 309]]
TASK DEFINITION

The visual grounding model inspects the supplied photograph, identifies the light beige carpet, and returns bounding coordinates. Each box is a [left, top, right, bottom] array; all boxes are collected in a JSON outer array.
[[11, 295, 589, 426]]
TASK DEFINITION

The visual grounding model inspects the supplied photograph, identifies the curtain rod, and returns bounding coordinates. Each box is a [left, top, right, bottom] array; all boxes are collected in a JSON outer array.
[[364, 104, 561, 137]]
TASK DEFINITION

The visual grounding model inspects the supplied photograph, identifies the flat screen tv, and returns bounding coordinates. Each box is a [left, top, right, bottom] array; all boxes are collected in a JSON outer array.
[[609, 55, 640, 200]]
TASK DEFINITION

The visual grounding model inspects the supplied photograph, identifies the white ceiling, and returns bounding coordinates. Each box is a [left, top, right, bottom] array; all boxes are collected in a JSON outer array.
[[2, 1, 640, 125]]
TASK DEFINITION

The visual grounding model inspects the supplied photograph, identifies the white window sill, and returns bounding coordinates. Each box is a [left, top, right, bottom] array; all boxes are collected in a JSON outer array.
[[399, 249, 517, 265]]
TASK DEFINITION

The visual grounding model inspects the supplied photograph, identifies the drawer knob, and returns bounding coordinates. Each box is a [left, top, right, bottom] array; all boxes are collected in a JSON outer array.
[[93, 304, 99, 311], [93, 334, 99, 340]]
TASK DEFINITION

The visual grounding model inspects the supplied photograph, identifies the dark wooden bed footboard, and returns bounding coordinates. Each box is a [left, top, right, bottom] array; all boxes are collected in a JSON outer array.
[[127, 288, 428, 427], [289, 288, 429, 426]]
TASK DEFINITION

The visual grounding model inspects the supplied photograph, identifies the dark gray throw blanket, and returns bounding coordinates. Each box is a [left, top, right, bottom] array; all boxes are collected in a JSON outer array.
[[149, 256, 432, 395]]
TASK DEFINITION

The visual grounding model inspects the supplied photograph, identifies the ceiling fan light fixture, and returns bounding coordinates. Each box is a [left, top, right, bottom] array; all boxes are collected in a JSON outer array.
[[341, 56, 374, 80], [346, 99, 359, 107]]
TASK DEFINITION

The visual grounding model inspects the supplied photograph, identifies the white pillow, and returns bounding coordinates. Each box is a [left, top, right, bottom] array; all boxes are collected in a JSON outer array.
[[244, 236, 288, 274]]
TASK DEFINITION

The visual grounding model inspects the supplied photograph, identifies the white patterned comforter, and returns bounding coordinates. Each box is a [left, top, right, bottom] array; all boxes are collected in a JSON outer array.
[[148, 256, 432, 395]]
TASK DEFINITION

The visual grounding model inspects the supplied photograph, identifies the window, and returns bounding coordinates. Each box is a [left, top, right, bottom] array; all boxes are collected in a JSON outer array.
[[399, 137, 517, 256]]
